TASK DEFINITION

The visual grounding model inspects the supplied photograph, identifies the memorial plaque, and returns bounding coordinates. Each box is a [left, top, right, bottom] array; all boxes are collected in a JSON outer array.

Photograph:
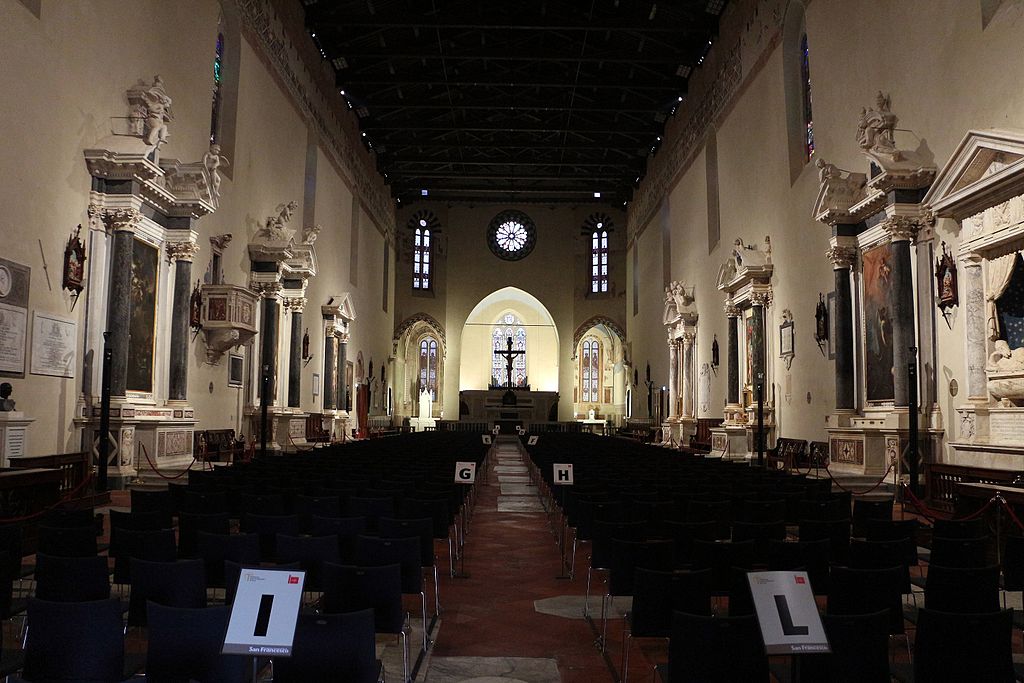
[[0, 257, 30, 377], [30, 311, 76, 378]]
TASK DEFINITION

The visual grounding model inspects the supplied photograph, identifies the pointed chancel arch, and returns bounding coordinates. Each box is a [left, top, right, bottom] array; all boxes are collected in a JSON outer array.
[[571, 316, 627, 420], [461, 287, 559, 392]]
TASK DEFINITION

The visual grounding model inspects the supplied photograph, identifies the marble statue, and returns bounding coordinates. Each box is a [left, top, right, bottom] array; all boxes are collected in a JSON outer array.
[[301, 223, 321, 245], [988, 339, 1024, 372], [0, 383, 14, 412], [203, 144, 230, 199], [139, 75, 173, 149], [257, 201, 299, 242], [856, 91, 898, 157], [663, 281, 694, 324]]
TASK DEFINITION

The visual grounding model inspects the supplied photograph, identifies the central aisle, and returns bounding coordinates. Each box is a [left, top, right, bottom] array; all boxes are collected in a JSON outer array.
[[426, 438, 610, 682]]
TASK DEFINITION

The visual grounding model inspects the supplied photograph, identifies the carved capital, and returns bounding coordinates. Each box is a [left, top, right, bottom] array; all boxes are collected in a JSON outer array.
[[882, 215, 920, 242], [250, 281, 282, 298], [104, 207, 143, 234], [751, 291, 772, 308], [825, 245, 858, 269], [338, 332, 350, 344], [681, 331, 696, 348], [283, 297, 307, 314], [209, 233, 233, 251], [723, 302, 740, 318], [166, 241, 200, 263]]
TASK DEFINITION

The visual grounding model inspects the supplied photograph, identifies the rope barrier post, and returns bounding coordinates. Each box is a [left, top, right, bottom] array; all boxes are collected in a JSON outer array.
[[97, 332, 112, 494], [996, 494, 1004, 567], [259, 364, 270, 459], [908, 346, 919, 497], [756, 372, 765, 469]]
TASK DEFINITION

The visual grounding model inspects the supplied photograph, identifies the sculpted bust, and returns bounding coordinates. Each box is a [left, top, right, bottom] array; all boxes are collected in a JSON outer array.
[[0, 383, 14, 412]]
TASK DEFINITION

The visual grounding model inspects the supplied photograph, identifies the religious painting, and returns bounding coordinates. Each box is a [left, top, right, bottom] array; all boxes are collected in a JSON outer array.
[[345, 360, 354, 411], [207, 296, 227, 322], [934, 241, 958, 321], [126, 238, 158, 394], [862, 244, 894, 402], [744, 308, 755, 390], [996, 255, 1024, 349], [227, 353, 243, 387], [62, 225, 86, 302]]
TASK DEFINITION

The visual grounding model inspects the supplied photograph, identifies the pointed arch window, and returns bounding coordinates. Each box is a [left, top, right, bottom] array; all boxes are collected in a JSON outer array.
[[800, 32, 814, 161], [210, 33, 225, 144], [591, 229, 609, 293], [413, 226, 432, 290], [419, 337, 438, 400], [580, 338, 602, 402], [492, 313, 527, 388]]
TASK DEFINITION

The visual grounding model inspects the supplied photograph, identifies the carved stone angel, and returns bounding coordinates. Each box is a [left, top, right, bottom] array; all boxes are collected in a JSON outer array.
[[257, 201, 299, 242], [301, 223, 321, 245], [140, 75, 173, 148], [203, 144, 230, 199]]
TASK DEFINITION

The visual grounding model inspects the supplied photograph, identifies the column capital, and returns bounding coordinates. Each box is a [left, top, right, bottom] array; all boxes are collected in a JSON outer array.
[[338, 332, 350, 344], [166, 240, 200, 263], [103, 207, 143, 234], [724, 302, 740, 318], [251, 281, 283, 298], [882, 215, 921, 243], [960, 252, 984, 266], [751, 291, 772, 308], [825, 245, 858, 269], [681, 331, 696, 348], [282, 296, 307, 313]]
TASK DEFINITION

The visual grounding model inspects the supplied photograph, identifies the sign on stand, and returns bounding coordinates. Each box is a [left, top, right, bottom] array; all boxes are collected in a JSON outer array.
[[552, 463, 574, 486], [455, 461, 477, 484], [747, 571, 830, 655], [527, 436, 539, 445], [222, 568, 306, 657], [481, 435, 492, 445]]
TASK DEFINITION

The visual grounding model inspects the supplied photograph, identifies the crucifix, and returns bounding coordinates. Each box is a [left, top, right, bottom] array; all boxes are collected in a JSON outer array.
[[494, 336, 525, 389]]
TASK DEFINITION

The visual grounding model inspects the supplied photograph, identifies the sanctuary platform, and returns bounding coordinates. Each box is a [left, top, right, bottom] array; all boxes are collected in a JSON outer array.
[[460, 389, 559, 432]]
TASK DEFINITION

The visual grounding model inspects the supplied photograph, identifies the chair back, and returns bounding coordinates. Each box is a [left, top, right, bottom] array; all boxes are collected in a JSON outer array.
[[23, 598, 124, 682], [321, 562, 405, 634], [924, 563, 1000, 613], [128, 558, 207, 626], [668, 611, 768, 682], [146, 603, 248, 683], [273, 609, 380, 683], [914, 608, 1015, 683], [799, 610, 891, 683], [34, 552, 110, 602]]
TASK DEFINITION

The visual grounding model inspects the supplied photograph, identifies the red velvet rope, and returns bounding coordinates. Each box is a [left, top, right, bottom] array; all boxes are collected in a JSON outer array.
[[0, 470, 95, 523], [998, 496, 1024, 533], [139, 442, 198, 481], [823, 460, 894, 496]]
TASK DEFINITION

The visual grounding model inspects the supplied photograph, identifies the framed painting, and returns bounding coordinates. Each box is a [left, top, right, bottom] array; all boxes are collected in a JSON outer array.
[[861, 244, 894, 402], [127, 238, 158, 394], [227, 353, 244, 387]]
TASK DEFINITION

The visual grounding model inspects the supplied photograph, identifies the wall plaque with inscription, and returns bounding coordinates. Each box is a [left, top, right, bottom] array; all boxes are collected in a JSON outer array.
[[0, 257, 31, 377], [30, 311, 76, 378]]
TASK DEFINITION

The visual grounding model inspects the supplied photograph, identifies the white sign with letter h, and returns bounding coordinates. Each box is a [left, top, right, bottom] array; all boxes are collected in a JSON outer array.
[[553, 463, 574, 486]]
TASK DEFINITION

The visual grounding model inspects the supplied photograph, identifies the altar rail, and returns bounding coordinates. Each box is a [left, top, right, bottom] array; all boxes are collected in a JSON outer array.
[[436, 421, 489, 433], [531, 422, 585, 433], [926, 463, 1021, 514], [8, 451, 90, 496]]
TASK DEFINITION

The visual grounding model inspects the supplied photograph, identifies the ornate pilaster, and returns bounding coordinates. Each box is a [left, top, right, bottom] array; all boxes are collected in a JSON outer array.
[[681, 332, 696, 419], [283, 297, 306, 409], [667, 339, 680, 420], [166, 240, 199, 402], [962, 253, 988, 401], [104, 208, 143, 397], [827, 245, 858, 410]]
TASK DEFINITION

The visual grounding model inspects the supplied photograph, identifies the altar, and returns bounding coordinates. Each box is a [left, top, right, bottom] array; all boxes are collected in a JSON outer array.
[[460, 389, 559, 432]]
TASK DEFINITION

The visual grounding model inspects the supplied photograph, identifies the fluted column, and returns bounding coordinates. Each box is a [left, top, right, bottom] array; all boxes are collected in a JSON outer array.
[[285, 298, 305, 408], [886, 217, 919, 407], [827, 245, 858, 410], [166, 240, 199, 401], [256, 284, 282, 406], [104, 208, 142, 397], [725, 302, 740, 408], [681, 332, 695, 418], [667, 339, 680, 420], [962, 253, 988, 400]]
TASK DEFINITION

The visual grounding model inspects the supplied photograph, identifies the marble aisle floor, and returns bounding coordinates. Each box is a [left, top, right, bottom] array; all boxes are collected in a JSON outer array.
[[427, 439, 610, 682]]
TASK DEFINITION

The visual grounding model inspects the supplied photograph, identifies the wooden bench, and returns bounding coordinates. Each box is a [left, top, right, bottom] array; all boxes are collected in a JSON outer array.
[[194, 429, 237, 462], [305, 414, 330, 443], [765, 437, 807, 471], [680, 417, 724, 454]]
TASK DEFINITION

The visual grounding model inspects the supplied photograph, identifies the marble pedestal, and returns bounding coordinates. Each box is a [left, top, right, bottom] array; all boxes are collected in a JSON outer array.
[[75, 399, 197, 476], [948, 405, 1024, 470], [0, 413, 34, 467], [710, 424, 748, 460], [321, 410, 350, 441], [827, 409, 943, 479], [409, 416, 437, 432]]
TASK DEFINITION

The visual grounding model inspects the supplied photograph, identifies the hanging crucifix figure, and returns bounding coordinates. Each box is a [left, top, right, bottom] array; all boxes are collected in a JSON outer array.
[[494, 336, 525, 405]]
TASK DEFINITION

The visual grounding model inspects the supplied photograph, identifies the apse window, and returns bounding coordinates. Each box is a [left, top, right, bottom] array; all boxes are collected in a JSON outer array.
[[408, 210, 440, 291], [487, 210, 536, 261], [591, 228, 609, 293]]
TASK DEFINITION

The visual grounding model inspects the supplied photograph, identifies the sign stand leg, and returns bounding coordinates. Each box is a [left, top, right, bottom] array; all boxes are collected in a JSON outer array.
[[252, 656, 259, 683]]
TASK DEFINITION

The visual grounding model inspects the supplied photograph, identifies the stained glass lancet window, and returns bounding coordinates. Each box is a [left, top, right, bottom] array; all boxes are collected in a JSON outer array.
[[413, 225, 431, 289], [581, 338, 601, 402], [801, 33, 814, 161], [210, 33, 224, 144], [591, 227, 609, 293], [419, 337, 438, 399], [491, 314, 527, 387]]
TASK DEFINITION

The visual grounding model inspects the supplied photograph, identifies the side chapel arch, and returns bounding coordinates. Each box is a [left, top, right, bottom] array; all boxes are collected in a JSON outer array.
[[393, 313, 446, 417]]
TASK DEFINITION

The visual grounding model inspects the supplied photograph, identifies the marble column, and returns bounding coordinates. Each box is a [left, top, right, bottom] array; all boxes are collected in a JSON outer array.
[[750, 294, 768, 389], [681, 332, 695, 418], [962, 254, 988, 400], [286, 299, 305, 408], [887, 218, 919, 407], [258, 286, 281, 406], [338, 335, 348, 412], [726, 303, 740, 406], [667, 339, 679, 419], [323, 327, 337, 411], [104, 209, 142, 397], [828, 246, 857, 410], [167, 241, 198, 402]]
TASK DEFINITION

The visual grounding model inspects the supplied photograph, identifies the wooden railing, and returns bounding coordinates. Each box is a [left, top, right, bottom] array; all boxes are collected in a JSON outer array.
[[8, 451, 89, 496], [926, 463, 1022, 514], [437, 420, 489, 433]]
